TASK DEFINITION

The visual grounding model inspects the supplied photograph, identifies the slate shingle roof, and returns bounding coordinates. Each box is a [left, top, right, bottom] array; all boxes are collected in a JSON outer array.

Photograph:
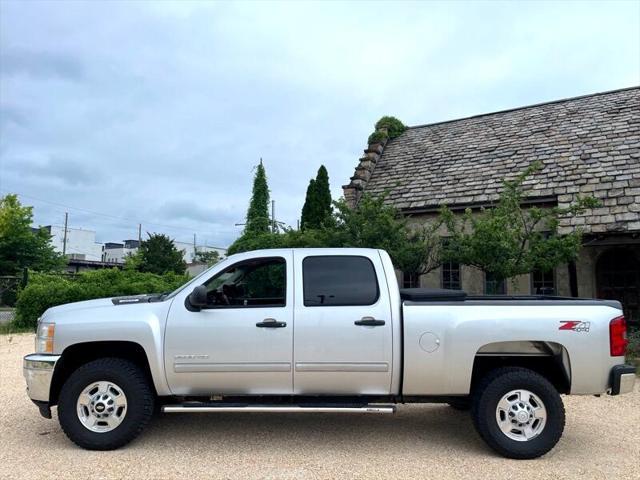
[[352, 87, 640, 234]]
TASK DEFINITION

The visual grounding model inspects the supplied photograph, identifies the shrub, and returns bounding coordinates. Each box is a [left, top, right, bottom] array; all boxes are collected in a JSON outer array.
[[14, 269, 188, 329], [374, 116, 406, 139], [367, 130, 388, 145], [627, 328, 640, 368]]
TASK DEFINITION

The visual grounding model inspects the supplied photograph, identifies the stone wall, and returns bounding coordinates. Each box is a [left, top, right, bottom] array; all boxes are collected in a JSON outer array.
[[402, 241, 640, 304], [414, 264, 563, 295]]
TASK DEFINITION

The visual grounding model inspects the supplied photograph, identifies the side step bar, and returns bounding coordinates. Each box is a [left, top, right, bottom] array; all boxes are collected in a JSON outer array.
[[162, 404, 396, 414]]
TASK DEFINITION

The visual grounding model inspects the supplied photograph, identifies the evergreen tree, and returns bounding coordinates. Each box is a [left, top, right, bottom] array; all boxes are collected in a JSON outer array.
[[245, 160, 271, 233], [300, 165, 332, 230], [300, 179, 316, 230], [315, 165, 332, 224]]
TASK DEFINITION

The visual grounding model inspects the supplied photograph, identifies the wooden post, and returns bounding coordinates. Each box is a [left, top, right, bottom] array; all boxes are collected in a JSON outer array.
[[62, 212, 68, 255]]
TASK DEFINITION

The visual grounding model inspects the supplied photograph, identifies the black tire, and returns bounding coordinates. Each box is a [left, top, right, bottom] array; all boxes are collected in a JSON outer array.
[[447, 398, 471, 411], [58, 358, 155, 450], [471, 367, 565, 459]]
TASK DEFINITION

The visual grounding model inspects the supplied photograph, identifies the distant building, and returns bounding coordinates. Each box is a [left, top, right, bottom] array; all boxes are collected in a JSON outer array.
[[42, 225, 104, 262], [173, 242, 226, 264], [102, 240, 140, 264], [102, 239, 226, 272], [40, 223, 226, 275]]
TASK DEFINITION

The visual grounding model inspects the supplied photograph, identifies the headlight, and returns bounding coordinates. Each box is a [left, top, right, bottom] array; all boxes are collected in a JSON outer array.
[[36, 322, 55, 353]]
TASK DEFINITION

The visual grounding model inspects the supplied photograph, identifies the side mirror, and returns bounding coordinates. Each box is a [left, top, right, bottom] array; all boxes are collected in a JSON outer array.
[[187, 285, 208, 311]]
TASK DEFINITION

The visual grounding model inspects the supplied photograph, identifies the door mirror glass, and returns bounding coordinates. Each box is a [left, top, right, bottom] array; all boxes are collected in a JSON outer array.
[[188, 285, 208, 310]]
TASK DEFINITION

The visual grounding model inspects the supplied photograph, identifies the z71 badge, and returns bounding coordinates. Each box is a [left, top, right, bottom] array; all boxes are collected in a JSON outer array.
[[559, 321, 591, 332]]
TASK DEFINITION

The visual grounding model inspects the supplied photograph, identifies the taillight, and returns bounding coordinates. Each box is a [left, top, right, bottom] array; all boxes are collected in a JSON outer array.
[[609, 315, 628, 357]]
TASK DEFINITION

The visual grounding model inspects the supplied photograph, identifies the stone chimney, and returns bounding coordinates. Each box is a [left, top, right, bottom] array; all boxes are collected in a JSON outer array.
[[342, 126, 389, 208]]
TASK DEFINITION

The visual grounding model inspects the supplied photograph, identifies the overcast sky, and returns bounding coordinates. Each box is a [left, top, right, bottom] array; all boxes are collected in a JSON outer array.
[[1, 1, 639, 249]]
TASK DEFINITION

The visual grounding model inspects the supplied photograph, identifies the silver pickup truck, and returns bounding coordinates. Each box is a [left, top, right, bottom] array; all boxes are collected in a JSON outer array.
[[24, 248, 635, 458]]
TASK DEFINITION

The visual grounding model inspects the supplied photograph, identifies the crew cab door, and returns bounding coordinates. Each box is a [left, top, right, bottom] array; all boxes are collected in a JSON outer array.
[[164, 252, 294, 395], [293, 251, 393, 395]]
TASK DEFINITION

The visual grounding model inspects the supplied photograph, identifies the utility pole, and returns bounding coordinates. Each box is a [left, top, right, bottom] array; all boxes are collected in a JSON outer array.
[[138, 224, 142, 244], [62, 212, 69, 256], [193, 233, 197, 260], [271, 200, 276, 233]]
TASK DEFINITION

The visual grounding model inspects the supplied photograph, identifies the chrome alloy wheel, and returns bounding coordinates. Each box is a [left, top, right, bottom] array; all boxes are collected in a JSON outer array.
[[76, 381, 128, 433], [495, 389, 547, 442]]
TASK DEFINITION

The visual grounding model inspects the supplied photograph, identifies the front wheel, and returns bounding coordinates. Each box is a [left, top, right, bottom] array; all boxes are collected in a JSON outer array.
[[58, 358, 155, 450], [471, 367, 565, 459]]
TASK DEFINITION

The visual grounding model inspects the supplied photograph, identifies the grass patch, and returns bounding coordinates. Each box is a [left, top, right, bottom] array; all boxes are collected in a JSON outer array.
[[0, 322, 33, 335]]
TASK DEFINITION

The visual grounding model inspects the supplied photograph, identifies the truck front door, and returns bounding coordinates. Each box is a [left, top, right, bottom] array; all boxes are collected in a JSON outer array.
[[293, 252, 393, 395], [164, 253, 294, 395]]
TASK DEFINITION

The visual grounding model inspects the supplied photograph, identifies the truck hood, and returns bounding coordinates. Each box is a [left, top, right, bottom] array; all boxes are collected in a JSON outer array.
[[42, 294, 164, 319]]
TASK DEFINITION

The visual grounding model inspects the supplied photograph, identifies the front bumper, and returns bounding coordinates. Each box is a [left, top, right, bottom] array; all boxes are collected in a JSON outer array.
[[23, 353, 61, 403], [609, 364, 636, 395]]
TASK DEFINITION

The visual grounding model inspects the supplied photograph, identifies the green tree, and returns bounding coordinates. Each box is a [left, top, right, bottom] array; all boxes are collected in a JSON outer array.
[[440, 162, 600, 282], [230, 192, 441, 277], [245, 160, 271, 233], [136, 233, 186, 275], [194, 249, 221, 266], [300, 165, 332, 230], [331, 193, 441, 276], [0, 194, 65, 276]]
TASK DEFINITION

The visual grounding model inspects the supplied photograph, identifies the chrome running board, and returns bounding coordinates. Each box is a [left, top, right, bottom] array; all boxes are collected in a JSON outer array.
[[162, 404, 396, 414]]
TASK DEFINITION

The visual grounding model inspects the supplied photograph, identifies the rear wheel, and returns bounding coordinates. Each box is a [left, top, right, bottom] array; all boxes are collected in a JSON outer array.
[[58, 358, 154, 450], [471, 367, 565, 459]]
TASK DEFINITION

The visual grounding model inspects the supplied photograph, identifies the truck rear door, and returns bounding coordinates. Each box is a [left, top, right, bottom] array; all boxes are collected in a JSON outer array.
[[292, 251, 393, 395]]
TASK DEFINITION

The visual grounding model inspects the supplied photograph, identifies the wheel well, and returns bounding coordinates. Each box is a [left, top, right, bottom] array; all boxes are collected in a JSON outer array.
[[50, 341, 156, 405], [471, 341, 571, 394]]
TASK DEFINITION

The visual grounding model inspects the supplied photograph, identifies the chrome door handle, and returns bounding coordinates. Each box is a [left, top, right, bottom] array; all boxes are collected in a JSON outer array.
[[256, 318, 287, 328], [354, 317, 386, 326]]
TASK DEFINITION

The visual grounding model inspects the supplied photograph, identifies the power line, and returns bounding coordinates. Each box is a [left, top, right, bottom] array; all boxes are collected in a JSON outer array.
[[1, 189, 238, 237]]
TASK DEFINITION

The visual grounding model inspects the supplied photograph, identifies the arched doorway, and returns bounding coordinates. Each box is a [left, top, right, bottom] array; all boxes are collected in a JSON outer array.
[[596, 248, 640, 325]]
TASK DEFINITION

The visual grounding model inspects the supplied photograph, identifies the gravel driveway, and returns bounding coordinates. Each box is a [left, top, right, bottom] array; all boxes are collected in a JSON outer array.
[[1, 333, 638, 480]]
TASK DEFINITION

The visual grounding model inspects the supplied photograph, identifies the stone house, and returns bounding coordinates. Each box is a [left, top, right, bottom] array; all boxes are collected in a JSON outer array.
[[343, 87, 640, 323]]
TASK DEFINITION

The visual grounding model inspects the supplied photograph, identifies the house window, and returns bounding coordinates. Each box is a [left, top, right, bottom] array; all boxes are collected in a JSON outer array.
[[485, 272, 506, 295], [403, 272, 419, 288], [532, 269, 555, 295], [441, 261, 461, 290]]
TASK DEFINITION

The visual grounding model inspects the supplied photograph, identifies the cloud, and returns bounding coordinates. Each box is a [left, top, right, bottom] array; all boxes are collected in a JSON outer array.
[[159, 200, 237, 226], [4, 155, 97, 187], [0, 0, 638, 249], [0, 49, 84, 80]]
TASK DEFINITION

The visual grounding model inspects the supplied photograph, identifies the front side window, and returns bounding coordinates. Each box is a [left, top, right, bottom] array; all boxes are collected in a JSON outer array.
[[303, 256, 379, 306], [203, 257, 286, 308]]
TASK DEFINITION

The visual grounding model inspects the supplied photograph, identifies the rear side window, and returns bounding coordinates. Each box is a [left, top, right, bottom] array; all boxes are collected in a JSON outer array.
[[303, 256, 379, 306]]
